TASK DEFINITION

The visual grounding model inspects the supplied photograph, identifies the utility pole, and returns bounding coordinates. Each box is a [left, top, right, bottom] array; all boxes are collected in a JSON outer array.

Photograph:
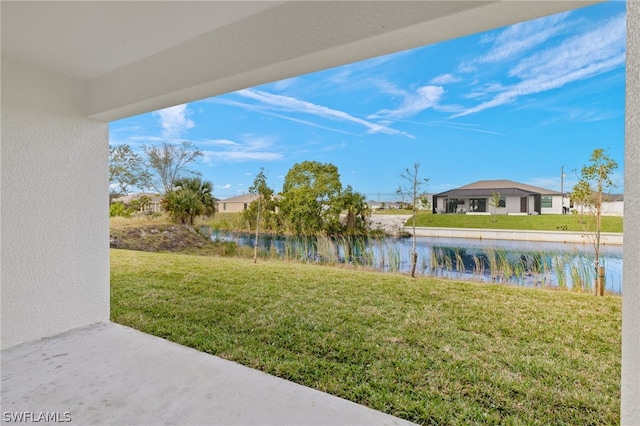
[[561, 165, 565, 214]]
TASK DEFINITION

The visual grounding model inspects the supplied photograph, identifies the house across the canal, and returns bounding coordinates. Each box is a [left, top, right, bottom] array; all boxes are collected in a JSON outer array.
[[432, 180, 565, 215], [217, 194, 259, 213]]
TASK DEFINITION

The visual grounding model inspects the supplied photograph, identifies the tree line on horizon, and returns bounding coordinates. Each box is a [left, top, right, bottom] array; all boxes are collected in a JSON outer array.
[[109, 142, 372, 236]]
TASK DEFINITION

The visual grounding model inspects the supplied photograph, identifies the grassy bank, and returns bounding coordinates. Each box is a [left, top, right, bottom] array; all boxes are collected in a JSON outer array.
[[412, 213, 623, 233], [199, 211, 623, 233], [111, 249, 621, 425], [114, 211, 623, 234]]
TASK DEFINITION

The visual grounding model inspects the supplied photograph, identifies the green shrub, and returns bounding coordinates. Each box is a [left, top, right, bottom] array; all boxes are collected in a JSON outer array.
[[110, 202, 133, 217]]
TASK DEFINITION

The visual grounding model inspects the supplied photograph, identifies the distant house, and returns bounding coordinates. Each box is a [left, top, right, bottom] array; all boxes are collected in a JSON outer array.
[[433, 180, 565, 215], [367, 200, 403, 210], [417, 193, 433, 211], [112, 192, 163, 213], [217, 194, 259, 213], [369, 194, 432, 211], [366, 200, 383, 210], [571, 193, 624, 217]]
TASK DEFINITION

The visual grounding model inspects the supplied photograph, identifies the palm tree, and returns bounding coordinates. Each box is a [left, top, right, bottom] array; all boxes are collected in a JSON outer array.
[[174, 177, 216, 219], [162, 189, 203, 225], [340, 186, 370, 236]]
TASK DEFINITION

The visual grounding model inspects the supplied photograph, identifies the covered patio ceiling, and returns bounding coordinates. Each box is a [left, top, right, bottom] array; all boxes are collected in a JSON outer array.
[[2, 1, 598, 122]]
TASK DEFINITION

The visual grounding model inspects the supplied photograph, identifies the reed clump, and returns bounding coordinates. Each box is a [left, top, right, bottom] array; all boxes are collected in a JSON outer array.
[[200, 229, 615, 293]]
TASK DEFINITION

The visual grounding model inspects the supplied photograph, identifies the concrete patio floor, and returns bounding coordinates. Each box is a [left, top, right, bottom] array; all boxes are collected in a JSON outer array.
[[1, 322, 416, 425]]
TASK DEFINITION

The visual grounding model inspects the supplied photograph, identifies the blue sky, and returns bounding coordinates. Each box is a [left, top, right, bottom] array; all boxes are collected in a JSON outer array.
[[109, 1, 626, 200]]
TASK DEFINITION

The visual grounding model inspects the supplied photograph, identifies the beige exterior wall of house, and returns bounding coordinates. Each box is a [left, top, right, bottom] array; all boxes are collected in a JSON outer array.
[[217, 195, 258, 213], [219, 202, 251, 213]]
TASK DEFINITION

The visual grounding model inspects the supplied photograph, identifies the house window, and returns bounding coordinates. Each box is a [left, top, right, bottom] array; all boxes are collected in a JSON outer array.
[[447, 198, 465, 213], [469, 198, 486, 212], [223, 203, 227, 211], [243, 203, 248, 210], [541, 196, 552, 208], [498, 197, 506, 208]]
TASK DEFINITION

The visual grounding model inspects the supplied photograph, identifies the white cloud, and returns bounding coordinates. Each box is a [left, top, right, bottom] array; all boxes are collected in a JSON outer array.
[[325, 50, 413, 85], [508, 14, 625, 81], [109, 135, 162, 151], [430, 73, 462, 85], [270, 77, 297, 92], [458, 12, 575, 74], [458, 12, 570, 74], [452, 13, 625, 118], [477, 12, 570, 64], [543, 107, 622, 126], [240, 134, 277, 150], [198, 139, 242, 147], [366, 78, 407, 97], [457, 62, 477, 74], [421, 120, 505, 136], [201, 134, 283, 163], [207, 97, 360, 136], [464, 82, 504, 100], [152, 104, 195, 139], [526, 177, 563, 192], [369, 85, 444, 119], [235, 89, 412, 138], [204, 151, 282, 162]]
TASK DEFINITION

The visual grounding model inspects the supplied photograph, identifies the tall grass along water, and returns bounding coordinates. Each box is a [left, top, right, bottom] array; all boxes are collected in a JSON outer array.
[[207, 230, 623, 294]]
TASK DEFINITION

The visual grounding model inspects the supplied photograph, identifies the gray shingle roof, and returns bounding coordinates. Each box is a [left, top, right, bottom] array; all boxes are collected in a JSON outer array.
[[435, 180, 563, 197]]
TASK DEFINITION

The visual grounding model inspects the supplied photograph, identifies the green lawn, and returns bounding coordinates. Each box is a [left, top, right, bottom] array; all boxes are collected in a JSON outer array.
[[193, 211, 624, 233], [111, 249, 621, 425], [410, 213, 623, 233]]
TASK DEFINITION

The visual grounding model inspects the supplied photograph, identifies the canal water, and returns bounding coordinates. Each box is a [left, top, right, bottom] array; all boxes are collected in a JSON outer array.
[[206, 230, 623, 294]]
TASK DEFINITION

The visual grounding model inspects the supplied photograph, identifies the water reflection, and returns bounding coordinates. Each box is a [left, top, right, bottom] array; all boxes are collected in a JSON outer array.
[[206, 230, 623, 294]]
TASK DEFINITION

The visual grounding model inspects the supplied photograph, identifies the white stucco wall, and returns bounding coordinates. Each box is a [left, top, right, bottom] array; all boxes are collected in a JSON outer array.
[[573, 201, 624, 216], [434, 195, 565, 215], [622, 0, 640, 422], [0, 57, 110, 349], [539, 195, 564, 215], [603, 201, 624, 216], [504, 197, 521, 214]]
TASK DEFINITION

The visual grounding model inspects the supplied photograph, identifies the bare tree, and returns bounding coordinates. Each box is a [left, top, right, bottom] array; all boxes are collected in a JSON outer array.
[[248, 168, 271, 263], [109, 144, 152, 199], [399, 163, 429, 278], [142, 141, 203, 194], [572, 148, 618, 296], [489, 190, 502, 222]]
